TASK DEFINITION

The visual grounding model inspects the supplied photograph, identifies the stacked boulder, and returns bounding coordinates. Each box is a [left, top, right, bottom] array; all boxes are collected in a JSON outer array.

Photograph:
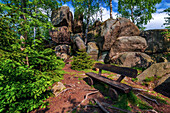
[[49, 6, 154, 68], [88, 18, 153, 68], [49, 6, 73, 59]]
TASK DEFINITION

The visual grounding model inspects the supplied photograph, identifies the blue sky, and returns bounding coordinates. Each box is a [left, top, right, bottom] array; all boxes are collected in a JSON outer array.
[[64, 0, 170, 30]]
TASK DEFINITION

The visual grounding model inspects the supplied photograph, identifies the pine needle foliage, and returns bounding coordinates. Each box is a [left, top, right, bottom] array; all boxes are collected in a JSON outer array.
[[71, 52, 95, 70]]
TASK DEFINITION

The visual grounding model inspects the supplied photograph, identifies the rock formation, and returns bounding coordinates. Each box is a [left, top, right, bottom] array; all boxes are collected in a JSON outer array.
[[51, 6, 73, 32]]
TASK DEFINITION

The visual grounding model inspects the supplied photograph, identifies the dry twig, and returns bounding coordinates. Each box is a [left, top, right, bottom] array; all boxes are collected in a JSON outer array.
[[69, 91, 99, 113]]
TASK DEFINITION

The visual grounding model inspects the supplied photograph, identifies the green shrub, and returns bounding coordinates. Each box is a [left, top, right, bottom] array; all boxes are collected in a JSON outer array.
[[71, 52, 94, 70], [0, 56, 65, 113]]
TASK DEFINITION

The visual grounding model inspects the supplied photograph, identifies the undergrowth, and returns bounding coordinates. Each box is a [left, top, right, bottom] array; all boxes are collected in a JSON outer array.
[[71, 52, 95, 70]]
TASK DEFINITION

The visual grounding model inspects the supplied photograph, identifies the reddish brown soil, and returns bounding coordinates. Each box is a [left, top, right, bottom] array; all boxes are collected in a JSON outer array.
[[31, 64, 170, 113]]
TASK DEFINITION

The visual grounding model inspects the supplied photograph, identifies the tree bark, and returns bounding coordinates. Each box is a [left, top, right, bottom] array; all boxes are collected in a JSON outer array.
[[110, 0, 113, 19], [85, 0, 91, 45], [21, 0, 29, 66], [130, 6, 134, 23]]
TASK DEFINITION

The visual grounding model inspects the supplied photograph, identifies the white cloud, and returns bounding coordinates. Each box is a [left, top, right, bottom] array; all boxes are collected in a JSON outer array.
[[113, 0, 118, 3], [144, 12, 168, 30], [100, 7, 118, 21]]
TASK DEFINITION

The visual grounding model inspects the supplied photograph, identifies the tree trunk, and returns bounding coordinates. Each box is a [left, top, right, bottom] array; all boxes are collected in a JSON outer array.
[[85, 0, 91, 45], [100, 7, 103, 22], [130, 6, 134, 23], [110, 0, 113, 19], [21, 0, 29, 66]]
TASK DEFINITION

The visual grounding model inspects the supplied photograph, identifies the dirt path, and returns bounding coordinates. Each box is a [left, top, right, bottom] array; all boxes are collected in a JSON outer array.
[[32, 64, 170, 113]]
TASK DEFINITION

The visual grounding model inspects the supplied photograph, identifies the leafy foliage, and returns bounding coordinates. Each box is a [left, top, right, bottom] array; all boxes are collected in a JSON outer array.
[[118, 0, 162, 29], [71, 52, 94, 70], [0, 1, 65, 112], [162, 8, 170, 39]]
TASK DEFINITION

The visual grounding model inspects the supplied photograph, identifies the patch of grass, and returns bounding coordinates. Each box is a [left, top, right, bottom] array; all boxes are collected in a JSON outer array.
[[113, 91, 153, 111], [107, 74, 116, 79], [83, 69, 98, 74], [132, 78, 138, 82], [145, 93, 167, 104], [78, 77, 83, 81], [144, 76, 155, 82]]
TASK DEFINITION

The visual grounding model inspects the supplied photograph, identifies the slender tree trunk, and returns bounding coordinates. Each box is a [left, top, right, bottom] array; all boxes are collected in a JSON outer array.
[[21, 0, 29, 66], [100, 7, 103, 22], [110, 0, 113, 19], [130, 6, 134, 23], [85, 0, 91, 45]]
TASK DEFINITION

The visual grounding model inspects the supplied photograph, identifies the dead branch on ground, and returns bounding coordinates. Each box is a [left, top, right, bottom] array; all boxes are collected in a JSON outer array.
[[69, 91, 99, 113], [56, 88, 73, 97]]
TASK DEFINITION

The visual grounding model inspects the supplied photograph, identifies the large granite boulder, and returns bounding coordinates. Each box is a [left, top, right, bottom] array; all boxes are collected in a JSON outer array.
[[90, 18, 140, 51], [118, 18, 140, 37], [49, 26, 71, 44], [51, 6, 73, 32], [140, 29, 170, 53], [137, 62, 170, 97], [109, 36, 148, 58], [87, 42, 99, 60], [109, 52, 154, 68], [100, 19, 120, 51], [71, 33, 86, 52], [73, 13, 83, 33], [137, 62, 170, 83]]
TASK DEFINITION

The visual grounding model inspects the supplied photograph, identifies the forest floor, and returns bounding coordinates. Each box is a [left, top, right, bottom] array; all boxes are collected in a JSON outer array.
[[31, 64, 170, 113]]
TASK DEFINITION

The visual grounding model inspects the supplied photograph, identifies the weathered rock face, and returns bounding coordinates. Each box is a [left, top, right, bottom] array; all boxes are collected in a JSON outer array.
[[118, 18, 140, 37], [71, 33, 86, 52], [94, 18, 140, 51], [109, 36, 148, 58], [137, 62, 170, 97], [55, 44, 71, 59], [51, 6, 73, 32], [137, 62, 170, 83], [87, 18, 140, 51], [140, 29, 170, 53], [110, 52, 154, 68], [73, 14, 83, 33], [49, 26, 71, 44], [100, 19, 120, 51], [87, 42, 99, 60], [87, 20, 102, 43]]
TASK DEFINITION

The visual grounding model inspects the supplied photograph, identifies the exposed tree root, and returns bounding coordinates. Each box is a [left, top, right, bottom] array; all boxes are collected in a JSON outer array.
[[100, 102, 132, 113], [56, 88, 73, 97], [137, 93, 159, 105], [132, 88, 148, 92], [93, 99, 110, 113], [68, 91, 99, 113]]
